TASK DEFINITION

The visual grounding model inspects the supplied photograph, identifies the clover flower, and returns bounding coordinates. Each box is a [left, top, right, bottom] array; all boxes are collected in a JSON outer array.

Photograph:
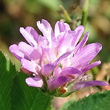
[[9, 19, 107, 96]]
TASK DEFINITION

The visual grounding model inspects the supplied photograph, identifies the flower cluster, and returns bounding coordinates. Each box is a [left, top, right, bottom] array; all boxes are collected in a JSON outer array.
[[9, 19, 107, 96]]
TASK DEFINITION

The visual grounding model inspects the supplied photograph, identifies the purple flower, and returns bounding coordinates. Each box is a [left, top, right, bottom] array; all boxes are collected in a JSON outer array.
[[9, 19, 107, 96]]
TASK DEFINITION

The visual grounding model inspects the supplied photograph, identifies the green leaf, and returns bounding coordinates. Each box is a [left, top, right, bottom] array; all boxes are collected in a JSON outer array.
[[0, 51, 16, 110], [11, 73, 52, 110], [0, 51, 52, 110], [60, 91, 110, 110]]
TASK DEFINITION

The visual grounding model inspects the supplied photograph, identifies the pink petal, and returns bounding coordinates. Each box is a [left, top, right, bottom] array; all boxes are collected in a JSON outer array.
[[18, 42, 41, 60], [25, 26, 39, 44], [53, 67, 62, 78], [72, 43, 102, 69], [60, 67, 81, 76], [48, 76, 69, 90], [54, 51, 72, 66], [20, 27, 37, 47], [71, 25, 84, 47], [9, 44, 24, 61], [26, 77, 43, 87], [21, 59, 37, 73], [37, 19, 54, 43], [41, 51, 72, 76], [74, 32, 89, 54], [82, 61, 101, 72], [58, 31, 75, 55], [41, 64, 55, 76], [54, 21, 70, 38], [73, 81, 108, 91]]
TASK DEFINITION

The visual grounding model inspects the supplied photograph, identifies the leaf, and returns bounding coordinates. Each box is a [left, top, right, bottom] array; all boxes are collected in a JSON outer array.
[[0, 51, 52, 110], [0, 51, 16, 110], [11, 72, 52, 110], [60, 91, 110, 110]]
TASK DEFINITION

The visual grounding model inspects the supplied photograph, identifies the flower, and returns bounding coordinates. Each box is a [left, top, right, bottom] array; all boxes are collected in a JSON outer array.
[[9, 19, 107, 97]]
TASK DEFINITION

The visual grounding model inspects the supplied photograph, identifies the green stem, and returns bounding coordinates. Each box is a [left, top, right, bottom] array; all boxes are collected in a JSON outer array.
[[81, 0, 89, 26], [60, 5, 72, 23], [39, 73, 48, 92]]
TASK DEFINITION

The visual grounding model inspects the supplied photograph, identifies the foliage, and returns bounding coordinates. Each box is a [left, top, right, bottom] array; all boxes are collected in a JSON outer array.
[[0, 52, 16, 110], [60, 91, 110, 110], [0, 51, 52, 110]]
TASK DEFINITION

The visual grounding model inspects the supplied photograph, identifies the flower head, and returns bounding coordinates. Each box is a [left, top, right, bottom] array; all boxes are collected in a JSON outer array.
[[9, 19, 107, 97]]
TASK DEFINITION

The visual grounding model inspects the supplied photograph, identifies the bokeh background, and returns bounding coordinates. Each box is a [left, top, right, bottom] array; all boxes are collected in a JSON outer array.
[[0, 0, 110, 109]]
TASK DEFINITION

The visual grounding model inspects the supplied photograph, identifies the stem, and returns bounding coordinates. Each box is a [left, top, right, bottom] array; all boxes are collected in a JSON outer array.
[[60, 5, 72, 22], [81, 0, 89, 26], [39, 73, 48, 92]]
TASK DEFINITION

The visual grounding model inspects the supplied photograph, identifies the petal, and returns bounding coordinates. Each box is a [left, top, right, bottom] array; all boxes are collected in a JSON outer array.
[[18, 42, 41, 60], [18, 41, 33, 57], [25, 26, 39, 44], [73, 81, 108, 91], [58, 31, 75, 55], [48, 76, 69, 90], [72, 43, 102, 69], [53, 67, 62, 78], [20, 27, 37, 47], [54, 51, 72, 66], [37, 19, 54, 43], [29, 49, 41, 61], [26, 77, 43, 87], [60, 67, 81, 76], [41, 64, 55, 76], [41, 51, 72, 76], [74, 32, 89, 54], [82, 61, 101, 72], [71, 25, 84, 47], [21, 59, 37, 73], [54, 21, 70, 38], [42, 47, 57, 63], [9, 44, 24, 60]]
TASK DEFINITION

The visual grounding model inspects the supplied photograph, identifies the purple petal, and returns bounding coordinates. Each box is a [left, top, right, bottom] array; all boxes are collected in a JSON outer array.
[[74, 32, 89, 54], [26, 77, 43, 87], [41, 51, 72, 76], [60, 67, 81, 76], [18, 42, 33, 57], [25, 26, 39, 43], [54, 51, 72, 66], [41, 64, 55, 76], [20, 27, 37, 47], [41, 47, 57, 62], [48, 76, 69, 90], [18, 42, 41, 60], [82, 61, 101, 72], [58, 31, 75, 55], [71, 25, 84, 47], [73, 81, 108, 91], [9, 44, 24, 61], [37, 19, 54, 43], [54, 21, 70, 38], [53, 67, 62, 78], [72, 43, 102, 69], [21, 59, 37, 73], [29, 49, 41, 61]]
